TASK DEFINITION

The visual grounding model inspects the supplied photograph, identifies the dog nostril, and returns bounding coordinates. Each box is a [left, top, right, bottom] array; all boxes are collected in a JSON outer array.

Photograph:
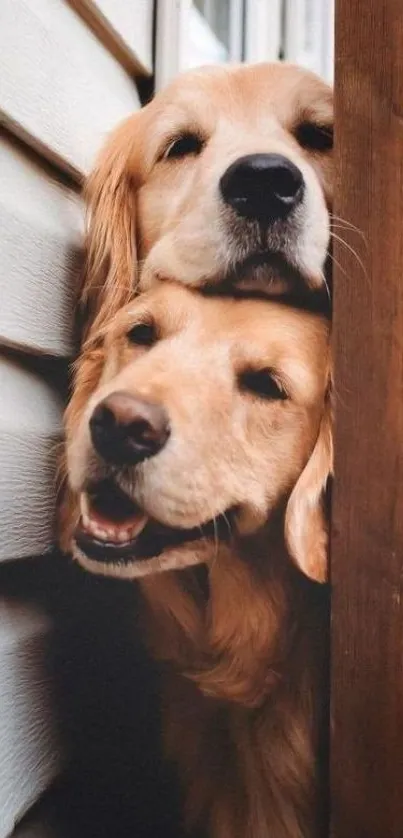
[[90, 403, 117, 446], [270, 164, 302, 201], [128, 417, 162, 447], [90, 392, 170, 466]]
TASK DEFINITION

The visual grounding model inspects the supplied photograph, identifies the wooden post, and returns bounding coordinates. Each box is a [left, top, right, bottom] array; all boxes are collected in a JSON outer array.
[[330, 2, 403, 837]]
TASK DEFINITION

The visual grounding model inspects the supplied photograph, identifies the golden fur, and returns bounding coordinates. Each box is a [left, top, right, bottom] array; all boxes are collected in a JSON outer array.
[[61, 282, 332, 838], [79, 62, 333, 337]]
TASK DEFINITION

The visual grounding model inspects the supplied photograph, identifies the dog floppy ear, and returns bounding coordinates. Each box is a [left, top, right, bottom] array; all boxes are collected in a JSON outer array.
[[79, 112, 144, 341], [285, 392, 333, 583]]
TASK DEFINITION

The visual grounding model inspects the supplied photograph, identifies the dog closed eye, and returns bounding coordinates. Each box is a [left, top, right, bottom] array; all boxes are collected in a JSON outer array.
[[294, 120, 334, 153], [239, 368, 288, 400], [163, 132, 205, 161], [81, 62, 333, 335], [127, 321, 158, 347]]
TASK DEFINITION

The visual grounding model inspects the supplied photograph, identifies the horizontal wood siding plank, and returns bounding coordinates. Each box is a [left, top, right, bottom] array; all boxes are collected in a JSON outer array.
[[70, 0, 154, 76], [0, 137, 82, 357], [0, 0, 141, 178], [0, 358, 63, 562], [0, 601, 60, 838]]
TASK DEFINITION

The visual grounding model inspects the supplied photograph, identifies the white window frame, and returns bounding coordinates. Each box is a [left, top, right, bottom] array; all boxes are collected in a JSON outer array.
[[155, 0, 186, 90], [155, 0, 245, 90], [321, 0, 335, 83], [244, 0, 283, 64], [228, 0, 245, 62], [284, 0, 334, 82]]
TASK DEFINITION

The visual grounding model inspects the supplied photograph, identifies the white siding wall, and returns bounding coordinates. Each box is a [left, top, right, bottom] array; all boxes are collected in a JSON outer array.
[[0, 138, 81, 356], [0, 2, 153, 834], [0, 0, 141, 179], [0, 359, 64, 562], [0, 604, 59, 838]]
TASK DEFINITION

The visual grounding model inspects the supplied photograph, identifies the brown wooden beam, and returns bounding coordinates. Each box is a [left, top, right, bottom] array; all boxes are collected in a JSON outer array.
[[330, 1, 403, 836]]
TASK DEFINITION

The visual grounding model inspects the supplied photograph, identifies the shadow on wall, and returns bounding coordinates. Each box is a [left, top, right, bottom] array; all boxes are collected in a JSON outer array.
[[0, 554, 184, 838]]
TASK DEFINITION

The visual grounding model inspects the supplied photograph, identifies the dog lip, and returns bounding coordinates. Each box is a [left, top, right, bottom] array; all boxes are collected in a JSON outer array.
[[79, 483, 148, 544], [74, 510, 232, 565], [203, 250, 329, 308], [74, 526, 159, 563], [229, 251, 303, 284], [199, 250, 307, 295]]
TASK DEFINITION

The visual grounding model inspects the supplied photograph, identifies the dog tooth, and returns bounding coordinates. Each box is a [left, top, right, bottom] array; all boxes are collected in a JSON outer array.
[[84, 517, 96, 536], [108, 527, 126, 544], [80, 492, 90, 516], [80, 495, 92, 528], [130, 515, 148, 537], [81, 511, 91, 530], [94, 525, 109, 541]]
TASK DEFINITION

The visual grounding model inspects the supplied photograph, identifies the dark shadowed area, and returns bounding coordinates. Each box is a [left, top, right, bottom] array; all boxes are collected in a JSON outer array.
[[1, 554, 184, 838]]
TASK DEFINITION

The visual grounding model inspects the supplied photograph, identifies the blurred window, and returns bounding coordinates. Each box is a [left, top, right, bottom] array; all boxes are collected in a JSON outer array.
[[182, 0, 245, 68]]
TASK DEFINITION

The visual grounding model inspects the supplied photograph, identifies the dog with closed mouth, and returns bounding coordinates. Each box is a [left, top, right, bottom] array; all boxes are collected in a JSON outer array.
[[61, 280, 332, 838], [80, 62, 333, 336]]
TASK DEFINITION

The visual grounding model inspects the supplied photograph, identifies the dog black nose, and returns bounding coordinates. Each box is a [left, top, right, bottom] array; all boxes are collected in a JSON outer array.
[[219, 153, 304, 223], [90, 391, 170, 465]]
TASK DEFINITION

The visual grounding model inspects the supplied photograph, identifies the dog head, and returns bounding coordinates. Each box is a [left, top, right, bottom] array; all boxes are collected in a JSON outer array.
[[64, 282, 332, 584], [82, 62, 333, 334]]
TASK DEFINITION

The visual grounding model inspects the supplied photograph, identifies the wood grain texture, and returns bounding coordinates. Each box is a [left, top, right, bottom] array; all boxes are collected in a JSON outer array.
[[330, 2, 403, 837], [69, 0, 153, 76], [0, 357, 63, 562], [0, 0, 141, 179], [0, 136, 82, 357], [0, 600, 60, 838]]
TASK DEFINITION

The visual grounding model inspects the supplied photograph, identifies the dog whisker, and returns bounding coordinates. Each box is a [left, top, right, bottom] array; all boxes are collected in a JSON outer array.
[[329, 213, 367, 241], [212, 515, 219, 564], [319, 270, 332, 304], [330, 224, 369, 256], [327, 251, 351, 283], [330, 231, 369, 286], [221, 511, 233, 539]]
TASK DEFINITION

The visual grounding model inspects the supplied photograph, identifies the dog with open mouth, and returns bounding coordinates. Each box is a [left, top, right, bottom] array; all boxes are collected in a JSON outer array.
[[80, 61, 333, 337], [61, 281, 332, 838]]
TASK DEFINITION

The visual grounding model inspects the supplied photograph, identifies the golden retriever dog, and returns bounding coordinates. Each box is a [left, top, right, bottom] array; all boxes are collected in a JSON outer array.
[[80, 62, 333, 335], [61, 281, 332, 838]]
